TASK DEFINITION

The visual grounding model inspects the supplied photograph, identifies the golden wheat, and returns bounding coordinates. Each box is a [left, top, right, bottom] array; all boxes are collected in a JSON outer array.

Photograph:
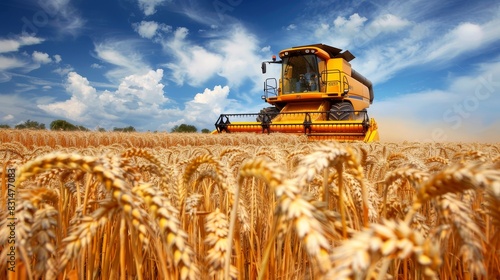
[[1, 131, 499, 279]]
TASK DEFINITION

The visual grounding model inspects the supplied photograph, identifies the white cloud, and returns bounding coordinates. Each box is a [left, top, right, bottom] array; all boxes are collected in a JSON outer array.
[[35, 68, 241, 131], [115, 69, 168, 104], [0, 56, 27, 71], [138, 0, 169, 16], [133, 21, 171, 39], [0, 72, 12, 82], [134, 21, 159, 39], [162, 25, 271, 92], [163, 27, 223, 87], [261, 45, 271, 52], [41, 0, 85, 36], [370, 14, 410, 32], [54, 54, 62, 63], [0, 40, 22, 54], [297, 2, 500, 86], [426, 23, 483, 62], [362, 14, 411, 40], [182, 85, 234, 123], [39, 69, 169, 126], [312, 13, 369, 49], [53, 66, 74, 76], [0, 35, 44, 53], [311, 12, 412, 51], [91, 63, 103, 69], [334, 13, 367, 32], [352, 15, 500, 85], [32, 51, 52, 64], [212, 26, 266, 88], [94, 40, 151, 82], [2, 114, 14, 121]]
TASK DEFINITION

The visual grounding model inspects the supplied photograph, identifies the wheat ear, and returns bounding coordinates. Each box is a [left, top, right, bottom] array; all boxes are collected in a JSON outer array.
[[407, 161, 500, 223], [16, 153, 150, 247], [205, 208, 238, 279], [133, 183, 199, 280], [327, 219, 442, 280]]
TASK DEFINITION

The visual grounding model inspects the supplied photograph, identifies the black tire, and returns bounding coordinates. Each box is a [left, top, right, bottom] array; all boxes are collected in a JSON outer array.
[[329, 102, 354, 121], [256, 107, 280, 122]]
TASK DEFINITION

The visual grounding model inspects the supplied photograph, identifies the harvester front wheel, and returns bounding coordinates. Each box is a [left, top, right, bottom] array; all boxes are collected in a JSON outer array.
[[329, 102, 354, 120], [256, 107, 280, 122]]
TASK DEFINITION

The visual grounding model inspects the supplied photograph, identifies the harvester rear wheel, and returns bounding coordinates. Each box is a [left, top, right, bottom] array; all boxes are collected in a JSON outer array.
[[256, 107, 280, 122], [329, 102, 354, 120]]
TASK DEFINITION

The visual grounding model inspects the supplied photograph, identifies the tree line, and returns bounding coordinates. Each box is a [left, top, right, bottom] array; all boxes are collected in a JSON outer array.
[[0, 119, 211, 133]]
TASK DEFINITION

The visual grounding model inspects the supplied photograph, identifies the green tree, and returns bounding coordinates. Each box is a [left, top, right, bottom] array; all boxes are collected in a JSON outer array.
[[15, 119, 45, 130], [0, 124, 10, 129], [50, 119, 77, 131], [97, 127, 106, 132], [113, 126, 136, 132], [171, 124, 197, 133], [201, 128, 211, 133]]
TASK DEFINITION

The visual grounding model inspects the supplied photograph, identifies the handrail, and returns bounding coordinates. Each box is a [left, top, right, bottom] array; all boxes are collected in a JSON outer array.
[[262, 69, 352, 99]]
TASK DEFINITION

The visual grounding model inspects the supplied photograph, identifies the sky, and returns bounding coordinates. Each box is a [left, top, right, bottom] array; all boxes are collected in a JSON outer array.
[[0, 0, 499, 142]]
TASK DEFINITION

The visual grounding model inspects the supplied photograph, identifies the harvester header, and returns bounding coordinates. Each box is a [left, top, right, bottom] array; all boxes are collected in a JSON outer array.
[[214, 43, 379, 142]]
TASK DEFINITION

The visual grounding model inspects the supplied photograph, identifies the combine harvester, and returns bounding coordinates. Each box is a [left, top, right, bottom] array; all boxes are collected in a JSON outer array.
[[214, 44, 379, 142]]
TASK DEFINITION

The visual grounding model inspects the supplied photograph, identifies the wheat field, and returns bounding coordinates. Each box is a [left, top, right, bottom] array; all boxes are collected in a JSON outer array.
[[1, 129, 499, 280]]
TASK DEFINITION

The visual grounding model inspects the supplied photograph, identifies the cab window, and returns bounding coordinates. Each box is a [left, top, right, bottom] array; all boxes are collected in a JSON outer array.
[[282, 54, 320, 93]]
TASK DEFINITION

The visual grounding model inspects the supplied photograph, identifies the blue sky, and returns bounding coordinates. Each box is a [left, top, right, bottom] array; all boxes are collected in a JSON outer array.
[[0, 0, 499, 142]]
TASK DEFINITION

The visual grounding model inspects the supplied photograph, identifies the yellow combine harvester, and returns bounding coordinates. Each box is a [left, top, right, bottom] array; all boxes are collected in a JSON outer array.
[[214, 44, 379, 142]]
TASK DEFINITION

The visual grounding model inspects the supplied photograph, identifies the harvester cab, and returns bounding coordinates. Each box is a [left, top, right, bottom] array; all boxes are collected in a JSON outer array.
[[214, 43, 379, 142]]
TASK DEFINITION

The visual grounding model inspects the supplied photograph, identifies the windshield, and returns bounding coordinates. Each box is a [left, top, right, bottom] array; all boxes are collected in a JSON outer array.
[[282, 54, 319, 94]]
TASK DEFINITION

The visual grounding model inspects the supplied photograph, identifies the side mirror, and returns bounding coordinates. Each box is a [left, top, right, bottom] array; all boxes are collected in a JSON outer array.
[[261, 62, 266, 74]]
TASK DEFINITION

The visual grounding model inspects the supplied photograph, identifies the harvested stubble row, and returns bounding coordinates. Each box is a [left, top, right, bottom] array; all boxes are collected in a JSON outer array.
[[0, 130, 499, 280]]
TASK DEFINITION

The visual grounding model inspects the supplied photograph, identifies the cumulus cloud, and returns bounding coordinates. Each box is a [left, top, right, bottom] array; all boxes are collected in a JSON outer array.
[[133, 21, 171, 39], [37, 69, 240, 131], [181, 85, 234, 124], [114, 69, 168, 105], [39, 69, 169, 126], [54, 54, 62, 63], [39, 72, 95, 120], [32, 51, 52, 64], [334, 13, 367, 32]]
